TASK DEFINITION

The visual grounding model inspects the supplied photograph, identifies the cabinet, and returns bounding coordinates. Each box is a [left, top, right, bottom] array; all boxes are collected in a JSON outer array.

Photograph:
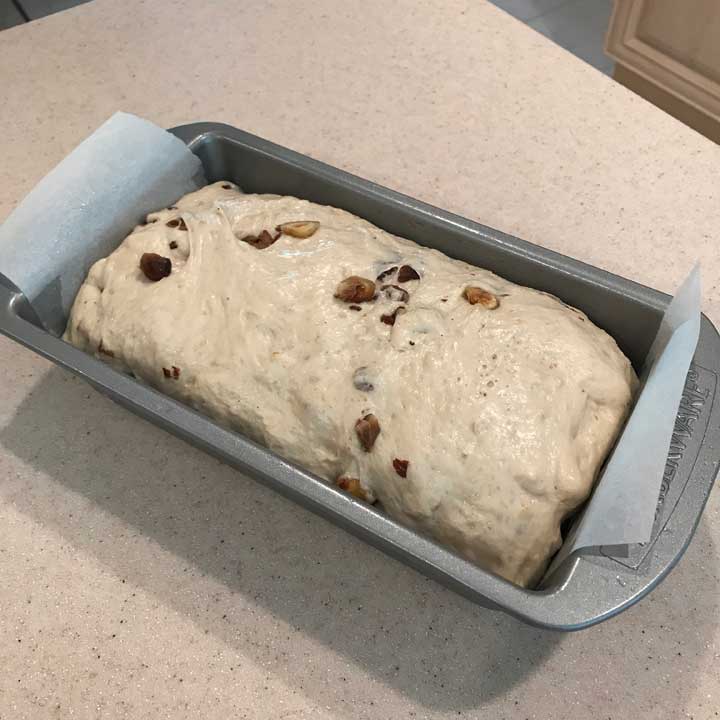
[[606, 0, 720, 142]]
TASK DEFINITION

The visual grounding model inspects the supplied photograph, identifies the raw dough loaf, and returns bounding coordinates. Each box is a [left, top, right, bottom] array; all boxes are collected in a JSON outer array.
[[65, 182, 636, 586]]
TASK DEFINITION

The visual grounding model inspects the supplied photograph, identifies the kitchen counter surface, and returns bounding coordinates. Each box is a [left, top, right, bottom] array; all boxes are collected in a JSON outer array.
[[1, 1, 719, 718]]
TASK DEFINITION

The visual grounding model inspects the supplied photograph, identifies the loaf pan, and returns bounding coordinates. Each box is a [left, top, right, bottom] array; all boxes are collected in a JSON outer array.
[[1, 122, 718, 630]]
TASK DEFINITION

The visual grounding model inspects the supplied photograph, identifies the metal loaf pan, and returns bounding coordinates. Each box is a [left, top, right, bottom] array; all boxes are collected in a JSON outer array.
[[1, 122, 718, 630]]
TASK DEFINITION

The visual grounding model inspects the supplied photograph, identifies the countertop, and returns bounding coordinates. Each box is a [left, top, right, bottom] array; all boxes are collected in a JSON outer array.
[[1, 1, 719, 718]]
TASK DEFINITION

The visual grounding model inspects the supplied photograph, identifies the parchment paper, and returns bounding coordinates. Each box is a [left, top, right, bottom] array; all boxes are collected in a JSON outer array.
[[0, 112, 204, 335], [546, 266, 701, 577]]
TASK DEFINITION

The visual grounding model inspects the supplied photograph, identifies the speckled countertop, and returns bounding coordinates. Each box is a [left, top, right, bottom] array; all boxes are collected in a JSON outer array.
[[1, 1, 719, 718]]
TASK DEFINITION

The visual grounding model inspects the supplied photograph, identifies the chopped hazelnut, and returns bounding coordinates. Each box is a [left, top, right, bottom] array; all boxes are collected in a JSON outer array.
[[393, 458, 409, 477], [334, 276, 376, 303], [355, 413, 381, 451], [140, 253, 172, 281], [336, 476, 371, 502], [240, 230, 277, 249], [397, 265, 420, 282], [463, 286, 499, 309], [276, 221, 320, 238]]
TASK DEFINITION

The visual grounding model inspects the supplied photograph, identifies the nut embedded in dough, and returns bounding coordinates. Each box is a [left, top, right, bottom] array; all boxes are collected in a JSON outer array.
[[334, 276, 376, 303], [166, 218, 187, 231], [239, 229, 280, 249], [139, 252, 172, 281], [336, 476, 371, 502], [276, 220, 320, 238], [463, 286, 499, 309], [355, 413, 381, 451], [397, 265, 421, 282], [393, 458, 409, 477]]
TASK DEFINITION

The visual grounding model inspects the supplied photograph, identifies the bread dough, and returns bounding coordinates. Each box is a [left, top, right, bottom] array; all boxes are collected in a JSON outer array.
[[65, 182, 637, 586]]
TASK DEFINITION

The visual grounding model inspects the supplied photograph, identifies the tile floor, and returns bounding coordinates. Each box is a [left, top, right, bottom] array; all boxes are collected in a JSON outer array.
[[20, 0, 90, 19], [489, 0, 615, 74], [1, 0, 90, 25], [0, 0, 614, 76], [1, 0, 25, 28]]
